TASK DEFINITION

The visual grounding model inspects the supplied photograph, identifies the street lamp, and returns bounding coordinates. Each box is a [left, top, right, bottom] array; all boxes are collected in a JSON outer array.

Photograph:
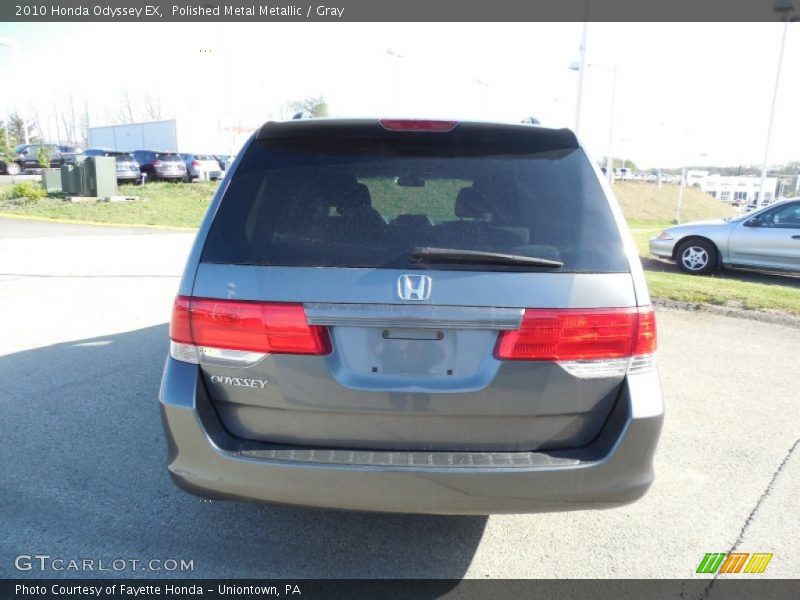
[[675, 150, 708, 224], [573, 22, 588, 137], [386, 49, 405, 114], [475, 78, 491, 117], [757, 0, 797, 207], [569, 60, 616, 184]]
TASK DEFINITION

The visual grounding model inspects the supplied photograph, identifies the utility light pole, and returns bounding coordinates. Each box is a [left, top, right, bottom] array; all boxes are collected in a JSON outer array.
[[570, 60, 617, 184], [675, 150, 707, 224], [758, 0, 796, 206], [573, 22, 588, 137], [386, 49, 405, 114], [676, 164, 688, 224], [475, 79, 491, 117]]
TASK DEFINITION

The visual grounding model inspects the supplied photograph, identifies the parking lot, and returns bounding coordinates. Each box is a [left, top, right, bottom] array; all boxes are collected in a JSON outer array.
[[0, 217, 798, 579]]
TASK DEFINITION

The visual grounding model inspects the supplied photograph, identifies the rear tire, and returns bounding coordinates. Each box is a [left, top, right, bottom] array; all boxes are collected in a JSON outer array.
[[676, 239, 717, 275], [5, 161, 21, 176]]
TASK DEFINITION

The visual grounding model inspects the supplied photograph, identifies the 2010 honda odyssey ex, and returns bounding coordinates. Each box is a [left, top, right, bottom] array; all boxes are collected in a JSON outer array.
[[159, 118, 663, 514]]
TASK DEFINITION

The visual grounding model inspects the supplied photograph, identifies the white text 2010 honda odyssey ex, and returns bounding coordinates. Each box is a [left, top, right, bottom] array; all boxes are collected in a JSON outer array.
[[159, 118, 663, 514]]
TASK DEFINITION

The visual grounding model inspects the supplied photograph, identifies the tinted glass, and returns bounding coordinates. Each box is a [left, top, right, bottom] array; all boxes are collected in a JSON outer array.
[[156, 153, 182, 162], [202, 136, 629, 273]]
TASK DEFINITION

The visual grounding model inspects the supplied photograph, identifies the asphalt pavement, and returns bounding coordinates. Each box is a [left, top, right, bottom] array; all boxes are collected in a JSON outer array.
[[0, 217, 798, 579]]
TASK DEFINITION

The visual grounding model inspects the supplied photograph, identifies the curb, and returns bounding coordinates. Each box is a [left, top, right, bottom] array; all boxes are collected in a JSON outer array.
[[0, 212, 197, 231], [653, 298, 800, 328]]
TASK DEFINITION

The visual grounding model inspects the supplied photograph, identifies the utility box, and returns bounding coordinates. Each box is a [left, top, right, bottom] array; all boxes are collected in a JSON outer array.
[[61, 158, 86, 196], [41, 169, 62, 193], [61, 156, 117, 198], [82, 156, 118, 197]]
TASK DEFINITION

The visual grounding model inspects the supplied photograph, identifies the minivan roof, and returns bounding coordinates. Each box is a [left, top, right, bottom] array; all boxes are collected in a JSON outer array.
[[256, 118, 578, 148]]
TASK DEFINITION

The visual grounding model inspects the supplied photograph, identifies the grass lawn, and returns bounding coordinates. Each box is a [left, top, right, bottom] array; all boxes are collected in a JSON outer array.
[[614, 181, 737, 224], [2, 177, 798, 315], [0, 181, 217, 228]]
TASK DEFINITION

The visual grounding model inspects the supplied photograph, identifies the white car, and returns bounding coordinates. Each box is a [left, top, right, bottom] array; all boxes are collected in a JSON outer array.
[[180, 154, 222, 181]]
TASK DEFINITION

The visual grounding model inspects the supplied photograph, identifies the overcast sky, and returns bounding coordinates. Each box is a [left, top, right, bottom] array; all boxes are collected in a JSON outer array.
[[0, 21, 797, 168]]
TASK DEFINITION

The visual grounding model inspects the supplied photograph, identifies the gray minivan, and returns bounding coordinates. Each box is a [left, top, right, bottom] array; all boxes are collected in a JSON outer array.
[[159, 118, 663, 514]]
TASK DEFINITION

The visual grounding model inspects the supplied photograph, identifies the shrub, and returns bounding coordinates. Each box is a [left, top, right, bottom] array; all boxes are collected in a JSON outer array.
[[11, 181, 46, 202], [37, 145, 52, 169]]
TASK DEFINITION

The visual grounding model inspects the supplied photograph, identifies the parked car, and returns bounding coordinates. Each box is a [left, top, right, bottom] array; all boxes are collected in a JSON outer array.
[[179, 153, 222, 181], [160, 118, 663, 515], [650, 199, 800, 275], [131, 150, 187, 182], [2, 143, 83, 175], [82, 148, 141, 184]]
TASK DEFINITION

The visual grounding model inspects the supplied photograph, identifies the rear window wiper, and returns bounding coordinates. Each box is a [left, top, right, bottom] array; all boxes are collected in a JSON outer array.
[[409, 247, 563, 268]]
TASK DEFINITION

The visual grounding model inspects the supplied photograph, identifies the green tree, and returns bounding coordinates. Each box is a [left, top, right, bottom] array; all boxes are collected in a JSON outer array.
[[0, 121, 13, 162], [288, 96, 329, 117], [6, 111, 39, 146]]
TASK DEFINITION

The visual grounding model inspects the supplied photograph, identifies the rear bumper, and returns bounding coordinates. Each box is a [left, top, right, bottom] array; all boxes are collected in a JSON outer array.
[[159, 357, 664, 515], [188, 168, 222, 179], [154, 170, 185, 180]]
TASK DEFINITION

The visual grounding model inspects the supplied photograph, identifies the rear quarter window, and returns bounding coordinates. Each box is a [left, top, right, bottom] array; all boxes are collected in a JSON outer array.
[[201, 130, 629, 273]]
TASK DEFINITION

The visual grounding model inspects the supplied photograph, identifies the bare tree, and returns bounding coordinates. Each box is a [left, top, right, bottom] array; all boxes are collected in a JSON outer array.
[[142, 92, 163, 121], [121, 89, 135, 123], [79, 97, 90, 147], [59, 96, 81, 145], [288, 96, 329, 118]]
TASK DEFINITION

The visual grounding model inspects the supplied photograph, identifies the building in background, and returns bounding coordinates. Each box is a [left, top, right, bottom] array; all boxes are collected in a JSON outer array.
[[87, 118, 254, 156], [686, 170, 779, 206]]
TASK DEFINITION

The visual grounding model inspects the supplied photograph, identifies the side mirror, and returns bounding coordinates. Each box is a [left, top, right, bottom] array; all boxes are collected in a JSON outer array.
[[745, 217, 761, 227]]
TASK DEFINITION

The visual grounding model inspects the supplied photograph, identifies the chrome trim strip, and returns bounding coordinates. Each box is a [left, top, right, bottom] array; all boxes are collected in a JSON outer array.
[[304, 303, 524, 330]]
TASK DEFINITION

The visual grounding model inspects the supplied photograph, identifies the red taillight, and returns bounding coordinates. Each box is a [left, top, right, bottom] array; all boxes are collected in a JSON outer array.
[[495, 307, 656, 361], [170, 296, 193, 344], [379, 119, 458, 132], [632, 308, 657, 355], [191, 160, 200, 167], [170, 296, 330, 355], [153, 160, 163, 167]]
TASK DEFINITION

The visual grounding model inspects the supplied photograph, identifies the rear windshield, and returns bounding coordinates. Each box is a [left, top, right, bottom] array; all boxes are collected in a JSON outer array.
[[201, 135, 629, 273], [156, 153, 182, 161]]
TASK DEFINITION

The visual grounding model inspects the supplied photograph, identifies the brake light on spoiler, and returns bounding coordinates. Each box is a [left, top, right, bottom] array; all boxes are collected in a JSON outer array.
[[379, 119, 458, 132], [170, 296, 330, 366], [495, 307, 657, 378]]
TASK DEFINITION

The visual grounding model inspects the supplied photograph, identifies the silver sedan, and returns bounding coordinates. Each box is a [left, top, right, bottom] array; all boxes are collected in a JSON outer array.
[[649, 199, 800, 275]]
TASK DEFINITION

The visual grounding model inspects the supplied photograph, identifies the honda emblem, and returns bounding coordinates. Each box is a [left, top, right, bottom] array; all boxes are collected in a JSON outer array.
[[397, 274, 432, 301]]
